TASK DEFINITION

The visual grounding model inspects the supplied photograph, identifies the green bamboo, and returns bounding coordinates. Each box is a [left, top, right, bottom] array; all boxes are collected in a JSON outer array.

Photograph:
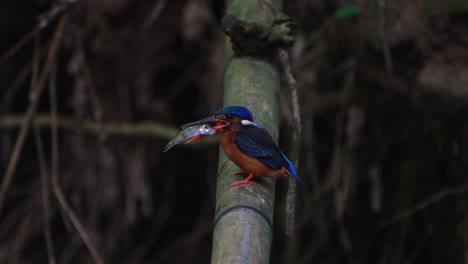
[[211, 0, 282, 263]]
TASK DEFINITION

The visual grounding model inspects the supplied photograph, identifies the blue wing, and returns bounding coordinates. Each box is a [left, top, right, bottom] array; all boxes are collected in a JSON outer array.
[[234, 126, 302, 182], [234, 127, 283, 169]]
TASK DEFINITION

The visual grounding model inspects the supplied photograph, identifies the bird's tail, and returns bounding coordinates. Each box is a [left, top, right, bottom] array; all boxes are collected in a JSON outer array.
[[281, 152, 303, 183]]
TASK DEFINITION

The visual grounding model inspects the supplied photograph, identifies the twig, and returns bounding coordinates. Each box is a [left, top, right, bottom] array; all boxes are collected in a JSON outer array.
[[379, 183, 468, 228], [377, 0, 393, 74], [52, 158, 106, 264], [7, 211, 35, 264], [37, 0, 77, 29], [0, 14, 70, 215], [34, 119, 56, 264], [32, 29, 57, 264], [143, 0, 167, 29], [0, 28, 37, 62], [1, 63, 32, 113], [302, 114, 327, 236], [75, 29, 107, 141], [49, 60, 105, 264], [30, 28, 41, 103], [0, 0, 76, 62], [328, 60, 356, 219], [58, 234, 82, 264]]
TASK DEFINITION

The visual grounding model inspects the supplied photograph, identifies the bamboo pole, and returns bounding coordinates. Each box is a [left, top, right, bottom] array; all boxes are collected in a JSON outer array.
[[211, 0, 282, 263]]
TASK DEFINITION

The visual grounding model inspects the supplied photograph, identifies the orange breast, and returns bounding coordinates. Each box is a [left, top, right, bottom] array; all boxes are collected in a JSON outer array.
[[219, 131, 290, 178]]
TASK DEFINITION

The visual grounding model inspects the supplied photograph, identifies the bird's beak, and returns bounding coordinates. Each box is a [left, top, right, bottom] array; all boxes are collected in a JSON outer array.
[[181, 116, 230, 131]]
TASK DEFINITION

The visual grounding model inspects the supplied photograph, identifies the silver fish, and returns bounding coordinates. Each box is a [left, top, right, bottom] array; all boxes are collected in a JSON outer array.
[[163, 123, 217, 152]]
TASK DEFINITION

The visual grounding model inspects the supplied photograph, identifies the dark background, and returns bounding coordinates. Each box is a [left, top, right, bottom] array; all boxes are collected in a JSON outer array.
[[1, 0, 468, 263]]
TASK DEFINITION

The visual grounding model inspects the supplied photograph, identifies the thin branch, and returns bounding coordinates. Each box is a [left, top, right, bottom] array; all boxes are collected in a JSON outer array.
[[37, 0, 77, 29], [34, 119, 56, 264], [377, 0, 393, 74], [0, 14, 70, 215], [32, 29, 56, 264], [143, 0, 167, 29], [0, 0, 76, 63], [7, 211, 35, 264], [0, 28, 37, 63], [75, 29, 107, 140], [1, 63, 32, 113], [49, 60, 105, 264], [379, 184, 468, 228]]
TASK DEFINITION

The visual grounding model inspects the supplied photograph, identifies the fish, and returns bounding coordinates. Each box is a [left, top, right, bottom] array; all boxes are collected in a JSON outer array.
[[163, 123, 217, 152]]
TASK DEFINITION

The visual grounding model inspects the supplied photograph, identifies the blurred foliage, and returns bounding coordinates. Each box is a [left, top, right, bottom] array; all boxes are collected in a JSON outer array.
[[334, 4, 360, 20]]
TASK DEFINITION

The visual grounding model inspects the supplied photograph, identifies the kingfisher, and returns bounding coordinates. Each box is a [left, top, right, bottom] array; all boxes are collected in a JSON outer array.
[[183, 106, 302, 186]]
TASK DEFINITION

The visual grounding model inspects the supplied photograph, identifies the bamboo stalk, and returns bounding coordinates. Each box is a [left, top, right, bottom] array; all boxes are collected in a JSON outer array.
[[211, 0, 282, 263]]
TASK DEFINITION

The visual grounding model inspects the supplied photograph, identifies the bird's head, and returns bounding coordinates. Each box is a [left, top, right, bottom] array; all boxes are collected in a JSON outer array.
[[213, 106, 259, 132], [181, 106, 258, 132]]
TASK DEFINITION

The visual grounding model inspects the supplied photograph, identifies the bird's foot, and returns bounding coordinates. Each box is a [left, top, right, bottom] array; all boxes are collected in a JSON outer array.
[[229, 180, 255, 187], [229, 173, 255, 187]]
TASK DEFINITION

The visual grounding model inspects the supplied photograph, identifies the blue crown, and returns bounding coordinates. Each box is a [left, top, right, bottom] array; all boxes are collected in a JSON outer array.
[[214, 106, 254, 121]]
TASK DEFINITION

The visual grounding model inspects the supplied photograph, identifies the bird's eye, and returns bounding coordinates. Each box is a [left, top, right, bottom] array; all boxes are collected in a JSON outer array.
[[225, 114, 233, 119]]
